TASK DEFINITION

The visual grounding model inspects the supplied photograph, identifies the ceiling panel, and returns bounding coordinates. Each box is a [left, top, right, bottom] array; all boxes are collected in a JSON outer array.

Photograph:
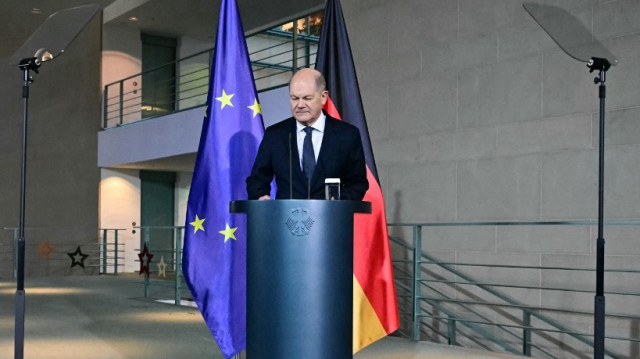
[[1, 0, 324, 59]]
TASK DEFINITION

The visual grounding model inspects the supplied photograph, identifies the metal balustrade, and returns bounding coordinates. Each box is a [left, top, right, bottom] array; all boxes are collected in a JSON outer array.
[[7, 219, 636, 357], [102, 15, 320, 129], [389, 220, 640, 358], [122, 220, 640, 357], [1, 227, 125, 278], [134, 225, 187, 306], [99, 229, 126, 275]]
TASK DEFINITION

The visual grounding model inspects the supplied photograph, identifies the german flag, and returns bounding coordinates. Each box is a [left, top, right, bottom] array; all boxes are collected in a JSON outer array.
[[315, 0, 400, 353]]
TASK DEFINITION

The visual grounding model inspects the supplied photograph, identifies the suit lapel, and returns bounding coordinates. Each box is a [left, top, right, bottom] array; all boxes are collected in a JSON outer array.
[[289, 119, 307, 187]]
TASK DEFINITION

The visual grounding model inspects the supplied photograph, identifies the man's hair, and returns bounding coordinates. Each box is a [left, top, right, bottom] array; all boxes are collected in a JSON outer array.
[[315, 71, 326, 92], [291, 68, 326, 92]]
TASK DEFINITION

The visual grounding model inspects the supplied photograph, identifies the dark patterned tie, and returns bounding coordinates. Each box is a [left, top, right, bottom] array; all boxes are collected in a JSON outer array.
[[302, 127, 316, 181]]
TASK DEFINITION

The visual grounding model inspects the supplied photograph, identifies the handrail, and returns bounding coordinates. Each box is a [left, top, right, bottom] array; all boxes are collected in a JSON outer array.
[[418, 278, 640, 297], [389, 218, 640, 226], [388, 220, 640, 358], [1, 227, 125, 277], [419, 262, 640, 273], [417, 296, 640, 320], [104, 47, 215, 89]]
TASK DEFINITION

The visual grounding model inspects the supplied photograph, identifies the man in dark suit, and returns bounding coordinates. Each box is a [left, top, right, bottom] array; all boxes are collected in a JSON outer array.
[[246, 68, 368, 200]]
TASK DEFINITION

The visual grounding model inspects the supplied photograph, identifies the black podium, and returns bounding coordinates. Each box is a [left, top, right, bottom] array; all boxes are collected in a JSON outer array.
[[230, 200, 371, 359]]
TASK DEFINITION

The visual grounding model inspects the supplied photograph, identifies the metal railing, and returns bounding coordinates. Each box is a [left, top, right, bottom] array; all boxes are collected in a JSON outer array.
[[135, 226, 187, 306], [99, 229, 126, 275], [124, 220, 640, 357], [102, 16, 320, 129], [1, 227, 125, 278], [389, 220, 640, 358]]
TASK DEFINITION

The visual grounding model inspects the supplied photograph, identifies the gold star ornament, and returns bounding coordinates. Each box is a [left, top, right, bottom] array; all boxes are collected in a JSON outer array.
[[157, 256, 167, 278]]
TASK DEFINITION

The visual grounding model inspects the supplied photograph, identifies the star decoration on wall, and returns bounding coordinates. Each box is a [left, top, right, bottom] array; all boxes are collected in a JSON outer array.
[[37, 240, 55, 259], [138, 243, 154, 277], [157, 256, 167, 279], [67, 246, 89, 268]]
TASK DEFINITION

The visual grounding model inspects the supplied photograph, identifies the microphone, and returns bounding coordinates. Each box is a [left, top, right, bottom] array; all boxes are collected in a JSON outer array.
[[289, 131, 293, 199], [307, 170, 311, 199]]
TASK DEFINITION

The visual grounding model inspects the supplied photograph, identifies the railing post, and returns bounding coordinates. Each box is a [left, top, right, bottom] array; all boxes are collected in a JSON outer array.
[[143, 227, 150, 298], [305, 38, 311, 68], [292, 25, 298, 73], [174, 227, 182, 306], [447, 315, 457, 345], [13, 228, 19, 279], [118, 80, 124, 125], [101, 229, 107, 274], [114, 229, 119, 276], [102, 87, 107, 129], [523, 310, 531, 356], [304, 16, 311, 68], [412, 225, 422, 341]]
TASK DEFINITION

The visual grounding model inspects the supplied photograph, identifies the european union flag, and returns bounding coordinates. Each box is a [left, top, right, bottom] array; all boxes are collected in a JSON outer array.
[[182, 0, 264, 357]]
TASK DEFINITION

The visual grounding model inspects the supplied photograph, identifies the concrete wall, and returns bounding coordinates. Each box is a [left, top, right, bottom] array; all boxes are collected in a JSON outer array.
[[102, 23, 143, 126], [342, 0, 640, 356], [0, 15, 102, 277], [343, 0, 640, 222]]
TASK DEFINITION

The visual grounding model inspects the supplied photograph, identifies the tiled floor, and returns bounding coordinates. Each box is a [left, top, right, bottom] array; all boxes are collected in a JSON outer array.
[[0, 275, 525, 358]]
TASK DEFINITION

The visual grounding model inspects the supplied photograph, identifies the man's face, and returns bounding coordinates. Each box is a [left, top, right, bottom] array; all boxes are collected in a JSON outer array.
[[289, 75, 328, 126]]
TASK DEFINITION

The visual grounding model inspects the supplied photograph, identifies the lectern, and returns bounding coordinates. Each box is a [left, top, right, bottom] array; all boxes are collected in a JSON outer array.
[[230, 200, 371, 359]]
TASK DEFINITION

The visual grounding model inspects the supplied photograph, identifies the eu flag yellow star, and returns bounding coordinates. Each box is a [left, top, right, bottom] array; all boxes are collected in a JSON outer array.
[[190, 215, 206, 234], [247, 98, 262, 118], [216, 90, 234, 109], [219, 223, 238, 243]]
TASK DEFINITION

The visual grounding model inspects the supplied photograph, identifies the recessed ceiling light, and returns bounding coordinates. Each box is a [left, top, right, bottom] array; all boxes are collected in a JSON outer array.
[[31, 8, 42, 14], [128, 16, 139, 22]]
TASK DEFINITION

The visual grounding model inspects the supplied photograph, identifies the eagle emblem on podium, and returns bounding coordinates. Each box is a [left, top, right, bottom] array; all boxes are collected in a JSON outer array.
[[285, 208, 314, 236]]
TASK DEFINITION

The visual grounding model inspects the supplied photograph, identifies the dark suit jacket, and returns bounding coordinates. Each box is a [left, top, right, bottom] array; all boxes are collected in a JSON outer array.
[[246, 114, 368, 200]]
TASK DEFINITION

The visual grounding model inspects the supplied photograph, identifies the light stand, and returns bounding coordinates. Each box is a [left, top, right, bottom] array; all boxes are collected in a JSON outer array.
[[9, 5, 101, 359]]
